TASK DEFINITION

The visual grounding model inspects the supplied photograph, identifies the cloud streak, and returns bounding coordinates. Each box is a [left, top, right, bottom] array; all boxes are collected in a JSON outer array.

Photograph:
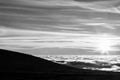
[[1, 0, 120, 54], [82, 23, 116, 29], [0, 28, 120, 54]]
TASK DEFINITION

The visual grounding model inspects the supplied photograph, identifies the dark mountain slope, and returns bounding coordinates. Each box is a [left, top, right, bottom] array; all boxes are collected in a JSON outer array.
[[0, 49, 81, 73], [0, 49, 120, 80]]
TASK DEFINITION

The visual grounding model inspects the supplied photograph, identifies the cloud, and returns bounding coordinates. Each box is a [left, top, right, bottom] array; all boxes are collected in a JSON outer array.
[[82, 23, 116, 29], [18, 0, 81, 7], [71, 0, 120, 13], [0, 27, 120, 54], [1, 0, 120, 55]]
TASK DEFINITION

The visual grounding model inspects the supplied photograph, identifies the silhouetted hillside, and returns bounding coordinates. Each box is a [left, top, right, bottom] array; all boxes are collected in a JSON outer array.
[[0, 49, 120, 80], [0, 49, 81, 73]]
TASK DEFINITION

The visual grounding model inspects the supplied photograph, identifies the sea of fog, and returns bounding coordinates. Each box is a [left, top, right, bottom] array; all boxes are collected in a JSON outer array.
[[38, 55, 120, 72]]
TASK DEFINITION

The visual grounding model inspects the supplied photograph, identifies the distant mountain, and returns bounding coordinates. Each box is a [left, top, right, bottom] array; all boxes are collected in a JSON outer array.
[[0, 49, 120, 80]]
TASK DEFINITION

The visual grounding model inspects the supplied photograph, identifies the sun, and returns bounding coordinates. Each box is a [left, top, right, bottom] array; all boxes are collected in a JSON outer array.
[[94, 35, 115, 55], [95, 39, 112, 55]]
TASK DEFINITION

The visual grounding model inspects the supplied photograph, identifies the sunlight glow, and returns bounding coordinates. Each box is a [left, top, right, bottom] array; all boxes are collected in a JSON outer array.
[[94, 34, 115, 55]]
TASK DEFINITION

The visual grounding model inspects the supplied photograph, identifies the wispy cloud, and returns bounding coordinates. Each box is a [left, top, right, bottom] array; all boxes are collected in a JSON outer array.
[[0, 27, 120, 54], [71, 0, 120, 13], [1, 0, 120, 54], [18, 0, 120, 14], [82, 23, 116, 29]]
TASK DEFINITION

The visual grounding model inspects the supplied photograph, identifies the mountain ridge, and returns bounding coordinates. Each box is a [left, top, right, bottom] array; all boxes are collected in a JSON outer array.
[[0, 49, 120, 80]]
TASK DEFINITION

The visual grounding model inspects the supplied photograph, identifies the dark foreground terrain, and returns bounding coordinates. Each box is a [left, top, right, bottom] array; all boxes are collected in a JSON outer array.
[[0, 49, 120, 80]]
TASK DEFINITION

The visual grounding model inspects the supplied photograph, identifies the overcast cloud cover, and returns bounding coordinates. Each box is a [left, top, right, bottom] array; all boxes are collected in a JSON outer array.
[[1, 0, 120, 55]]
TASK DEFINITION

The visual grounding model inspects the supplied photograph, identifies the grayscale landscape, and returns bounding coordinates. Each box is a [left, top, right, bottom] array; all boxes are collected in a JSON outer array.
[[1, 0, 120, 79]]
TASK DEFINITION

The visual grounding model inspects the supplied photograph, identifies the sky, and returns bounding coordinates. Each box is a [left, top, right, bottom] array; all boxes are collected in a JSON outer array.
[[1, 0, 120, 55]]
